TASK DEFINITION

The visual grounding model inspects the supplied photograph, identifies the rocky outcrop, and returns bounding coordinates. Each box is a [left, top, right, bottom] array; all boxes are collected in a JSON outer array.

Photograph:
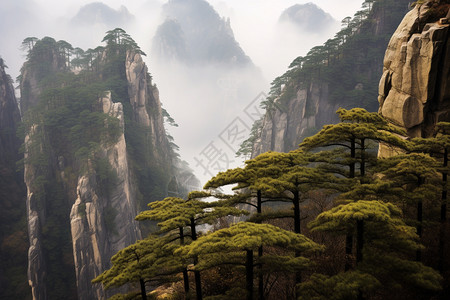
[[21, 38, 175, 299], [251, 0, 410, 157], [70, 92, 141, 299], [0, 60, 21, 161], [0, 60, 29, 299], [126, 51, 172, 164], [252, 83, 338, 156], [379, 1, 450, 144]]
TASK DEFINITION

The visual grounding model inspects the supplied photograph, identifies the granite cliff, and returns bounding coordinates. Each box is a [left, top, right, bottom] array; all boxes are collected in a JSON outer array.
[[379, 0, 450, 154], [19, 35, 180, 299], [250, 0, 411, 157], [0, 58, 30, 299]]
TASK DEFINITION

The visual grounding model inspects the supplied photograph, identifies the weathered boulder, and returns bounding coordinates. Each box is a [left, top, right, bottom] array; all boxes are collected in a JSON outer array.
[[379, 2, 450, 142]]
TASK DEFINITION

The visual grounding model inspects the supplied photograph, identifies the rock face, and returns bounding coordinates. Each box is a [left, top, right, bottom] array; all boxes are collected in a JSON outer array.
[[0, 59, 29, 299], [379, 2, 450, 144], [69, 92, 141, 299], [21, 41, 175, 299], [125, 51, 172, 163], [251, 0, 411, 157], [0, 60, 21, 161], [253, 83, 338, 155]]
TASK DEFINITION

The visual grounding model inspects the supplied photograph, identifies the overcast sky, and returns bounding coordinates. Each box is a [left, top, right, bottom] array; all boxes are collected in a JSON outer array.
[[1, 0, 365, 186]]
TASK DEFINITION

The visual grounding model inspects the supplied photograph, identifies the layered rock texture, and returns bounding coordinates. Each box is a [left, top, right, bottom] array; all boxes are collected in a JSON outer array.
[[69, 92, 141, 299], [0, 59, 30, 299], [379, 1, 450, 143], [252, 83, 338, 154], [20, 36, 177, 299], [251, 0, 411, 157]]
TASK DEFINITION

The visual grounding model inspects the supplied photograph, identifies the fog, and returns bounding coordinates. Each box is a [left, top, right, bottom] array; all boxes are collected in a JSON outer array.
[[0, 0, 364, 186]]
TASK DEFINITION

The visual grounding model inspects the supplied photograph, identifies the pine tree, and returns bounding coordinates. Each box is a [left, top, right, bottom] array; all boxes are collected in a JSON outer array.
[[177, 222, 323, 300], [301, 200, 442, 299], [376, 153, 440, 262], [410, 122, 450, 272], [135, 195, 246, 300], [92, 235, 184, 300], [300, 108, 408, 270]]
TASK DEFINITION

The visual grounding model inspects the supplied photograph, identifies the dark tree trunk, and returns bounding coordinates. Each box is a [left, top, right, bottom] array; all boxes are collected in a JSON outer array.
[[180, 227, 190, 297], [193, 258, 202, 300], [246, 250, 254, 300], [439, 149, 448, 272], [416, 200, 423, 262], [190, 218, 202, 300], [356, 220, 364, 264], [293, 190, 301, 234], [256, 190, 264, 300], [293, 189, 302, 298], [360, 138, 365, 177], [345, 138, 356, 271], [258, 247, 264, 300], [356, 220, 364, 300], [350, 137, 356, 178], [345, 233, 353, 271], [139, 278, 147, 300]]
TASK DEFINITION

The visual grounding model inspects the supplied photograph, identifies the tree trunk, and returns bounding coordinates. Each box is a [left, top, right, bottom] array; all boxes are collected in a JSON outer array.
[[416, 200, 423, 262], [345, 138, 356, 271], [345, 233, 353, 271], [360, 138, 365, 177], [180, 227, 190, 298], [350, 136, 356, 178], [439, 149, 448, 272], [258, 247, 264, 300], [256, 190, 264, 300], [293, 189, 302, 298], [139, 278, 147, 300], [191, 218, 202, 300], [293, 190, 301, 234], [246, 250, 254, 300], [356, 220, 364, 264], [356, 220, 364, 300]]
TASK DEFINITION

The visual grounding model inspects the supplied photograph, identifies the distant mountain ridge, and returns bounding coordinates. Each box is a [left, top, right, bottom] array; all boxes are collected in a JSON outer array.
[[279, 2, 338, 33], [70, 2, 135, 27], [152, 0, 251, 66]]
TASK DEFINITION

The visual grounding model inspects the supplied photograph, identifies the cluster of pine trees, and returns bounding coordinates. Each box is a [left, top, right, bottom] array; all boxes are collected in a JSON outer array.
[[93, 108, 449, 300]]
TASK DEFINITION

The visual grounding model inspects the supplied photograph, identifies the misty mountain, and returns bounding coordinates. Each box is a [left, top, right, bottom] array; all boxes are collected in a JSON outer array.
[[278, 2, 337, 33], [70, 2, 135, 28], [152, 0, 251, 65]]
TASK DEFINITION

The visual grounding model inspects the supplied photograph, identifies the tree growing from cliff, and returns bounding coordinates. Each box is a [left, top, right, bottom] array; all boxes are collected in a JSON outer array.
[[102, 28, 146, 56]]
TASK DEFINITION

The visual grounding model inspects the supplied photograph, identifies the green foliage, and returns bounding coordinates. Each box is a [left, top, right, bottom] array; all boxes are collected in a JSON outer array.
[[236, 118, 263, 159], [136, 196, 246, 233], [308, 200, 442, 294], [298, 271, 380, 300], [177, 221, 323, 271], [92, 235, 184, 289]]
